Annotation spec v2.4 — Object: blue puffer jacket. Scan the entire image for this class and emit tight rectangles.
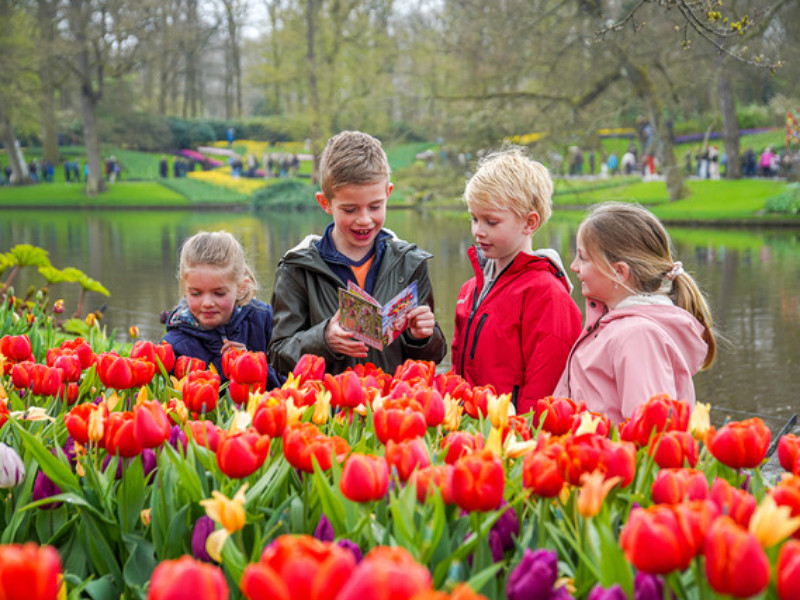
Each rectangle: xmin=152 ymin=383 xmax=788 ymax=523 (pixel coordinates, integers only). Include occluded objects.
xmin=162 ymin=299 xmax=283 ymax=388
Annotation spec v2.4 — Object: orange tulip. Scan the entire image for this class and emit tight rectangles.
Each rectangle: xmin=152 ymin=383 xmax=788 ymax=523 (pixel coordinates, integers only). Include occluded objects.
xmin=708 ymin=477 xmax=756 ymax=528
xmin=187 ymin=419 xmax=223 ymax=452
xmin=105 ymin=411 xmax=143 ymax=458
xmin=522 ymin=445 xmax=565 ymax=498
xmin=148 ymin=555 xmax=229 ymax=600
xmin=373 ymin=398 xmax=427 ymax=445
xmin=451 ymin=449 xmax=505 ymax=512
xmin=704 ymin=516 xmax=770 ymax=598
xmin=340 ymin=453 xmax=390 ymax=502
xmin=556 ymin=433 xmax=637 ymax=487
xmin=65 ymin=402 xmax=109 ymax=446
xmin=283 ymin=422 xmax=350 ymax=473
xmin=412 ymin=465 xmax=455 ymax=505
xmin=707 ymin=418 xmax=771 ymax=469
xmin=253 ymin=395 xmax=287 ymax=438
xmin=0 ymin=542 xmax=62 ymax=600
xmin=133 ymin=399 xmax=171 ymax=449
xmin=771 ymin=476 xmax=800 ymax=539
xmin=336 ymin=546 xmax=432 ymax=600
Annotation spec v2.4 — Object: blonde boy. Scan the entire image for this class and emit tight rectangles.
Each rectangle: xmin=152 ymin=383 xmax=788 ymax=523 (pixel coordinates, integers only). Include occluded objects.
xmin=451 ymin=147 xmax=582 ymax=413
xmin=269 ymin=131 xmax=446 ymax=376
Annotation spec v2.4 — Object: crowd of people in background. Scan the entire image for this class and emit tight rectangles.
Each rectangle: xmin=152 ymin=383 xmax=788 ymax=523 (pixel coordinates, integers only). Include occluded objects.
xmin=0 ymin=156 xmax=125 ymax=185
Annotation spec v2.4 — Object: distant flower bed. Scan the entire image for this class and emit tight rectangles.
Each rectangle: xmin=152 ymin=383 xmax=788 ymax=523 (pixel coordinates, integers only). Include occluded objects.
xmin=187 ymin=168 xmax=269 ymax=195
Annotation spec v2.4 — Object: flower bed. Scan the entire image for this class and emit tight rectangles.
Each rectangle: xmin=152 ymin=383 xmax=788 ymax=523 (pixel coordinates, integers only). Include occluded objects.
xmin=1 ymin=299 xmax=800 ymax=600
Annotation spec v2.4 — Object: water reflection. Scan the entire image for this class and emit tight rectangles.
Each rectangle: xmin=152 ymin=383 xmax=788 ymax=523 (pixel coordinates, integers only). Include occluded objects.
xmin=1 ymin=209 xmax=798 ymax=429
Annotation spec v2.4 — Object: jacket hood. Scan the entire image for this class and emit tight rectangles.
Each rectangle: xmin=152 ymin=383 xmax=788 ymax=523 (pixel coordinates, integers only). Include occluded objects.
xmin=468 ymin=245 xmax=575 ymax=294
xmin=597 ymin=301 xmax=708 ymax=369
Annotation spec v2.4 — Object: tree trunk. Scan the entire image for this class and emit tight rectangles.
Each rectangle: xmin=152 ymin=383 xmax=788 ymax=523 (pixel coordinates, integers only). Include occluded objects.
xmin=79 ymin=84 xmax=106 ymax=195
xmin=306 ymin=0 xmax=322 ymax=184
xmin=0 ymin=96 xmax=32 ymax=185
xmin=37 ymin=0 xmax=60 ymax=166
xmin=718 ymin=68 xmax=741 ymax=179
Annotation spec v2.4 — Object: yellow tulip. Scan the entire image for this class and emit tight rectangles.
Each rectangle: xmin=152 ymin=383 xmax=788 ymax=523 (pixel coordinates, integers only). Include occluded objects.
xmin=200 ymin=484 xmax=248 ymax=534
xmin=689 ymin=402 xmax=711 ymax=440
xmin=487 ymin=392 xmax=512 ymax=430
xmin=749 ymin=495 xmax=800 ymax=548
xmin=312 ymin=390 xmax=331 ymax=425
xmin=442 ymin=393 xmax=462 ymax=432
xmin=88 ymin=408 xmax=105 ymax=443
xmin=573 ymin=412 xmax=603 ymax=436
xmin=286 ymin=397 xmax=307 ymax=426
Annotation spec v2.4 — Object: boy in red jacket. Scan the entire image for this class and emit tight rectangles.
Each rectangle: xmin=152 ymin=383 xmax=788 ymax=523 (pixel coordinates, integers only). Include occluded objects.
xmin=451 ymin=148 xmax=582 ymax=414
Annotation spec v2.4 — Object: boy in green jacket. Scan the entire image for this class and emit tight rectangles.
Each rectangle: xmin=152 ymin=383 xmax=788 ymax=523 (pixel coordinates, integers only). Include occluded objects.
xmin=268 ymin=130 xmax=447 ymax=376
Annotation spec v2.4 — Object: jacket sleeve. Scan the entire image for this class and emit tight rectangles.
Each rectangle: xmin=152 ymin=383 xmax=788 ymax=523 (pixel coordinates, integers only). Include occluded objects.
xmin=612 ymin=323 xmax=681 ymax=420
xmin=516 ymin=287 xmax=583 ymax=414
xmin=267 ymin=263 xmax=342 ymax=376
xmin=398 ymin=260 xmax=447 ymax=364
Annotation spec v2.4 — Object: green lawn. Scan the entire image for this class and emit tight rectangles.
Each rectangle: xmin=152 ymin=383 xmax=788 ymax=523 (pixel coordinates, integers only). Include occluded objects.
xmin=0 ymin=181 xmax=189 ymax=207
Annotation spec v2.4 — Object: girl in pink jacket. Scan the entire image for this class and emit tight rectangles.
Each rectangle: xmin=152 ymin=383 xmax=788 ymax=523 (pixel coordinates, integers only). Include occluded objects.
xmin=554 ymin=203 xmax=716 ymax=424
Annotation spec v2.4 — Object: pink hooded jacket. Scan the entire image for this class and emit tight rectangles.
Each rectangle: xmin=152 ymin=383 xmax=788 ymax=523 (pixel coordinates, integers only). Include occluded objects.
xmin=553 ymin=296 xmax=708 ymax=424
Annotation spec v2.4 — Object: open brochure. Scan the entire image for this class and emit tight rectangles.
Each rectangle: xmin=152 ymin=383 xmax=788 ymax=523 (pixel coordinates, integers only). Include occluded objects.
xmin=338 ymin=280 xmax=418 ymax=350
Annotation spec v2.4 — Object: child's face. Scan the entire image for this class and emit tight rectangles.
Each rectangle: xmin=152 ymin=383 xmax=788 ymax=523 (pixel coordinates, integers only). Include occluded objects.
xmin=469 ymin=204 xmax=539 ymax=272
xmin=316 ymin=181 xmax=392 ymax=261
xmin=571 ymin=228 xmax=625 ymax=307
xmin=183 ymin=266 xmax=243 ymax=330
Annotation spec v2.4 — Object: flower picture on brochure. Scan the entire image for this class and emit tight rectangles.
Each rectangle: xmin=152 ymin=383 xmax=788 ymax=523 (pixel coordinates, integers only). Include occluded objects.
xmin=338 ymin=281 xmax=418 ymax=350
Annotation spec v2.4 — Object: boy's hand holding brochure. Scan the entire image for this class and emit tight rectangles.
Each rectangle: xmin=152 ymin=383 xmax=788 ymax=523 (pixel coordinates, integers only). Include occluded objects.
xmin=337 ymin=281 xmax=418 ymax=351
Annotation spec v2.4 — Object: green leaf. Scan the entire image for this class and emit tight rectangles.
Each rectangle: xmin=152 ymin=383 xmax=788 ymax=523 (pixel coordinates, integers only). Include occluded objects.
xmin=466 ymin=563 xmax=504 ymax=595
xmin=83 ymin=575 xmax=120 ymax=600
xmin=6 ymin=244 xmax=51 ymax=268
xmin=312 ymin=462 xmax=346 ymax=535
xmin=8 ymin=419 xmax=80 ymax=494
xmin=38 ymin=265 xmax=75 ymax=284
xmin=81 ymin=513 xmax=124 ymax=586
xmin=75 ymin=272 xmax=110 ymax=296
xmin=122 ymin=534 xmax=158 ymax=587
xmin=118 ymin=456 xmax=147 ymax=533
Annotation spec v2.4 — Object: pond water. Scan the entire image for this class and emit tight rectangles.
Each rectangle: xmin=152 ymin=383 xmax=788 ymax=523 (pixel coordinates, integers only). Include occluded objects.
xmin=2 ymin=208 xmax=799 ymax=434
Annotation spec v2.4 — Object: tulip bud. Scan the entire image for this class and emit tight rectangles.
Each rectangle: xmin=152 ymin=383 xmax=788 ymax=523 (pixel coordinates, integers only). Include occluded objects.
xmin=53 ymin=299 xmax=65 ymax=314
xmin=129 ymin=326 xmax=140 ymax=339
xmin=85 ymin=313 xmax=97 ymax=327
xmin=0 ymin=442 xmax=25 ymax=488
xmin=140 ymin=508 xmax=152 ymax=526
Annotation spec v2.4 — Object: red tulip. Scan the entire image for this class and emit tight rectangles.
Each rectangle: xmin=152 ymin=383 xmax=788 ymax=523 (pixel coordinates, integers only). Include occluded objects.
xmin=174 ymin=355 xmax=206 ymax=379
xmin=651 ymin=468 xmax=708 ymax=505
xmin=228 ymin=379 xmax=265 ymax=406
xmin=290 ymin=353 xmax=327 ymax=385
xmin=463 ymin=385 xmax=496 ymax=419
xmin=412 ymin=465 xmax=455 ymax=505
xmin=771 ymin=476 xmax=800 ymax=538
xmin=57 ymin=338 xmax=95 ymax=369
xmin=283 ymin=423 xmax=350 ymax=473
xmin=133 ymin=400 xmax=171 ymax=448
xmin=105 ymin=411 xmax=143 ymax=458
xmin=0 ymin=542 xmax=62 ymax=600
xmin=441 ymin=431 xmax=484 ymax=465
xmin=253 ymin=395 xmax=287 ymax=438
xmin=707 ymin=418 xmax=771 ymax=469
xmin=620 ymin=394 xmax=691 ymax=447
xmin=0 ymin=334 xmax=33 ymax=375
xmin=557 ymin=433 xmax=637 ymax=487
xmin=777 ymin=539 xmax=800 ymax=600
xmin=433 ymin=372 xmax=473 ymax=406
xmin=704 ymin=516 xmax=770 ymax=598
xmin=336 ymin=546 xmax=432 ymax=600
xmin=228 ymin=350 xmax=268 ymax=385
xmin=451 ymin=448 xmax=505 ymax=512
xmin=187 ymin=420 xmax=222 ymax=452
xmin=385 ymin=438 xmax=430 ymax=482
xmin=393 ymin=359 xmax=436 ymax=387
xmin=148 ymin=555 xmax=229 ymax=600
xmin=240 ymin=535 xmax=356 ymax=600
xmin=523 ymin=445 xmax=565 ymax=498
xmin=47 ymin=351 xmax=83 ymax=383
xmin=620 ymin=501 xmax=716 ymax=574
xmin=503 ymin=415 xmax=533 ymax=442
xmin=130 ymin=340 xmax=176 ymax=374
xmin=708 ymin=477 xmax=756 ymax=528
xmin=648 ymin=430 xmax=699 ymax=469
xmin=65 ymin=402 xmax=108 ymax=446
xmin=57 ymin=381 xmax=80 ymax=405
xmin=779 ymin=434 xmax=800 ymax=475
xmin=533 ymin=396 xmax=586 ymax=435
xmin=340 ymin=453 xmax=390 ymax=502
xmin=216 ymin=428 xmax=270 ymax=478
xmin=11 ymin=362 xmax=62 ymax=396
xmin=0 ymin=401 xmax=9 ymax=431
xmin=373 ymin=398 xmax=427 ymax=445
xmin=183 ymin=370 xmax=221 ymax=414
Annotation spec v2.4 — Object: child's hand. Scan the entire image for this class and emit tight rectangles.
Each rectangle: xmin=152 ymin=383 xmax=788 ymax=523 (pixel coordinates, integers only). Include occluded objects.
xmin=221 ymin=339 xmax=247 ymax=355
xmin=407 ymin=306 xmax=435 ymax=340
xmin=325 ymin=310 xmax=369 ymax=358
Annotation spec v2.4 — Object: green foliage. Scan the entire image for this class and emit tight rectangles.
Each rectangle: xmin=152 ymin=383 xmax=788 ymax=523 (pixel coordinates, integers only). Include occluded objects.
xmin=167 ymin=118 xmax=217 ymax=150
xmin=250 ymin=179 xmax=318 ymax=211
xmin=765 ymin=183 xmax=800 ymax=215
xmin=160 ymin=178 xmax=249 ymax=204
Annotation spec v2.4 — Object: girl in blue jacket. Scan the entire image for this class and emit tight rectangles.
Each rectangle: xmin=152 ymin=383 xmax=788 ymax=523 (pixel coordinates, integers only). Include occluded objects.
xmin=163 ymin=230 xmax=282 ymax=388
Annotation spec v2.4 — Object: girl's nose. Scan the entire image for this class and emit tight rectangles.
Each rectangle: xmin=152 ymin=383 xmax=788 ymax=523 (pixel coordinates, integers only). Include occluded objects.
xmin=570 ymin=257 xmax=579 ymax=272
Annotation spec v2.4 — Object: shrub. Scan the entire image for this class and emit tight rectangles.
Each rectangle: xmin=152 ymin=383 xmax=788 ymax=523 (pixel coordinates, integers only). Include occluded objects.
xmin=764 ymin=183 xmax=800 ymax=214
xmin=250 ymin=179 xmax=318 ymax=211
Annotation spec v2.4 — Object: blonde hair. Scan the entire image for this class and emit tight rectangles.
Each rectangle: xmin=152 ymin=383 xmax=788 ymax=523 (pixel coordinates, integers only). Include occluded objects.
xmin=178 ymin=231 xmax=257 ymax=305
xmin=319 ymin=131 xmax=391 ymax=200
xmin=464 ymin=147 xmax=553 ymax=224
xmin=579 ymin=202 xmax=716 ymax=368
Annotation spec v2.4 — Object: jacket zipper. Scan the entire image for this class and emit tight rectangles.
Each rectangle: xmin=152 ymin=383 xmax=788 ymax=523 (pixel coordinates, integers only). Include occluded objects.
xmin=459 ymin=287 xmax=479 ymax=376
xmin=469 ymin=314 xmax=487 ymax=360
xmin=562 ymin=310 xmax=605 ymax=395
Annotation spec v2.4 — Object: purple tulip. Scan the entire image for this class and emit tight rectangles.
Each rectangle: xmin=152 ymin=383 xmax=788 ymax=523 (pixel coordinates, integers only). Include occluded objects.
xmin=32 ymin=470 xmax=62 ymax=509
xmin=62 ymin=436 xmax=77 ymax=465
xmin=587 ymin=584 xmax=627 ymax=600
xmin=507 ymin=548 xmax=559 ymax=600
xmin=492 ymin=501 xmax=520 ymax=552
xmin=141 ymin=448 xmax=158 ymax=480
xmin=160 ymin=310 xmax=170 ymax=324
xmin=191 ymin=515 xmax=216 ymax=562
xmin=314 ymin=513 xmax=335 ymax=542
xmin=337 ymin=538 xmax=363 ymax=563
xmin=551 ymin=587 xmax=576 ymax=600
xmin=489 ymin=529 xmax=505 ymax=563
xmin=169 ymin=425 xmax=188 ymax=452
xmin=634 ymin=573 xmax=664 ymax=600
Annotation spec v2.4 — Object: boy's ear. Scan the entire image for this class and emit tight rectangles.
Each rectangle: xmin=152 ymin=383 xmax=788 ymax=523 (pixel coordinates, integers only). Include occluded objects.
xmin=316 ymin=192 xmax=333 ymax=214
xmin=523 ymin=211 xmax=541 ymax=235
xmin=386 ymin=183 xmax=394 ymax=199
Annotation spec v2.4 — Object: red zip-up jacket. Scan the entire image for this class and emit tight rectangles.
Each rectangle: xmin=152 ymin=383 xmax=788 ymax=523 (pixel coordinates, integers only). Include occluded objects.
xmin=451 ymin=246 xmax=583 ymax=414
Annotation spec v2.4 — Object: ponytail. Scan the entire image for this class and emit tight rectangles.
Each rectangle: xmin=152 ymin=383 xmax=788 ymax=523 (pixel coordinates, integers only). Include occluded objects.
xmin=671 ymin=273 xmax=716 ymax=369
